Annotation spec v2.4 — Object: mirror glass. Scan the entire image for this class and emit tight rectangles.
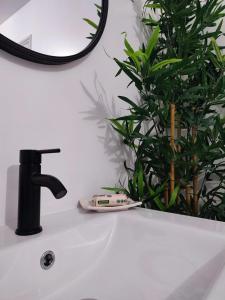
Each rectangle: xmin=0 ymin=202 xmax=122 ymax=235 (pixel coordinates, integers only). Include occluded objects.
xmin=0 ymin=0 xmax=102 ymax=57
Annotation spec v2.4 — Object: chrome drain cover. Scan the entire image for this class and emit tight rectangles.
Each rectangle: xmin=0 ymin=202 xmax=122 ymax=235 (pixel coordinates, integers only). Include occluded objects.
xmin=40 ymin=250 xmax=55 ymax=270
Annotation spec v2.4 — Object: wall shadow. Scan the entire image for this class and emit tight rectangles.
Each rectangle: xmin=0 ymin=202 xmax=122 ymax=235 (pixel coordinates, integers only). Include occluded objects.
xmin=131 ymin=0 xmax=148 ymax=46
xmin=80 ymin=73 xmax=134 ymax=182
xmin=5 ymin=165 xmax=19 ymax=231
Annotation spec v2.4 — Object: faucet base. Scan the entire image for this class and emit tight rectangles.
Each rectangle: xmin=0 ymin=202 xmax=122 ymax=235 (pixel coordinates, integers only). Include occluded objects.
xmin=15 ymin=226 xmax=42 ymax=236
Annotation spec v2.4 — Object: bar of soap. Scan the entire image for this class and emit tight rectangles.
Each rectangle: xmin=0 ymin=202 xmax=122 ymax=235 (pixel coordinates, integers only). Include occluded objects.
xmin=92 ymin=194 xmax=128 ymax=207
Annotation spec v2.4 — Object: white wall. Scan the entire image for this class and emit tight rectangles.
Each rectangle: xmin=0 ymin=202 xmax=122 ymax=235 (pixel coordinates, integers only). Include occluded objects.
xmin=0 ymin=0 xmax=140 ymax=227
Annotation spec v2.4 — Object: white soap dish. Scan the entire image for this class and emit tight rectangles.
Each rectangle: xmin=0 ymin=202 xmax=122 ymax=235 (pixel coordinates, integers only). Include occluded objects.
xmin=79 ymin=198 xmax=142 ymax=212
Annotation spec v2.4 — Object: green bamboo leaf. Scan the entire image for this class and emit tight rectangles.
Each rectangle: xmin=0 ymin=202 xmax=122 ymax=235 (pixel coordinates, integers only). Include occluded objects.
xmin=150 ymin=58 xmax=182 ymax=73
xmin=133 ymin=173 xmax=137 ymax=193
xmin=118 ymin=96 xmax=139 ymax=109
xmin=124 ymin=38 xmax=135 ymax=54
xmin=115 ymin=68 xmax=123 ymax=77
xmin=83 ymin=18 xmax=98 ymax=30
xmin=147 ymin=186 xmax=155 ymax=197
xmin=142 ymin=17 xmax=158 ymax=26
xmin=124 ymin=50 xmax=141 ymax=72
xmin=146 ymin=26 xmax=160 ymax=59
xmin=128 ymin=119 xmax=134 ymax=133
xmin=211 ymin=37 xmax=223 ymax=62
xmin=146 ymin=185 xmax=166 ymax=211
xmin=116 ymin=115 xmax=144 ymax=121
xmin=114 ymin=58 xmax=142 ymax=90
xmin=153 ymin=196 xmax=166 ymax=211
xmin=111 ymin=126 xmax=127 ymax=138
xmin=137 ymin=163 xmax=144 ymax=197
xmin=145 ymin=4 xmax=161 ymax=9
xmin=110 ymin=119 xmax=125 ymax=131
xmin=95 ymin=4 xmax=102 ymax=10
xmin=102 ymin=187 xmax=127 ymax=193
xmin=168 ymin=186 xmax=180 ymax=208
xmin=135 ymin=50 xmax=147 ymax=62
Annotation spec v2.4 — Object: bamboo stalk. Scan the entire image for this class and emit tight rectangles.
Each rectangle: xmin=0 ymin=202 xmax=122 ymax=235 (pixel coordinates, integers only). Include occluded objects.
xmin=170 ymin=162 xmax=175 ymax=194
xmin=185 ymin=184 xmax=192 ymax=208
xmin=170 ymin=104 xmax=176 ymax=149
xmin=170 ymin=104 xmax=176 ymax=195
xmin=192 ymin=126 xmax=199 ymax=215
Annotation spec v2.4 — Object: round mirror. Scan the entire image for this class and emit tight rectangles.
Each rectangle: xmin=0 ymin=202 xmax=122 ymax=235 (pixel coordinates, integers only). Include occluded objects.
xmin=0 ymin=0 xmax=108 ymax=65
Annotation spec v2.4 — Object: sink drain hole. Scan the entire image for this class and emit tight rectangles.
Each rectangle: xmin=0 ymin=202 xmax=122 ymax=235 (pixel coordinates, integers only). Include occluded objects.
xmin=40 ymin=250 xmax=55 ymax=270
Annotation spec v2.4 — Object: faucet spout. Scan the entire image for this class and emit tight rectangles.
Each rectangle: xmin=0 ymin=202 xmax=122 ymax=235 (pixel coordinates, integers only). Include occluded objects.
xmin=32 ymin=174 xmax=67 ymax=199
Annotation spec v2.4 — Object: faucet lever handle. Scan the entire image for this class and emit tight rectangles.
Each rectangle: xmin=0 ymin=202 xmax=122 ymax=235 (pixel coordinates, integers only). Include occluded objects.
xmin=38 ymin=149 xmax=61 ymax=154
xmin=20 ymin=149 xmax=61 ymax=164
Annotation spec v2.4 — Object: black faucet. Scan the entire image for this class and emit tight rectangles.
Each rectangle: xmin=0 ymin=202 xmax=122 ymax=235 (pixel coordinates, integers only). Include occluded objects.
xmin=15 ymin=149 xmax=67 ymax=236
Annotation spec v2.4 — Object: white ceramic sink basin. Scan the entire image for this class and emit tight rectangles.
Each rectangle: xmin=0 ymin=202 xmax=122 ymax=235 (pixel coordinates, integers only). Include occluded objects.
xmin=1 ymin=208 xmax=225 ymax=300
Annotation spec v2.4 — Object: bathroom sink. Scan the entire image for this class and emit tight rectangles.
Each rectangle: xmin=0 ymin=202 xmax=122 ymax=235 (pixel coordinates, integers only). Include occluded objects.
xmin=1 ymin=208 xmax=225 ymax=300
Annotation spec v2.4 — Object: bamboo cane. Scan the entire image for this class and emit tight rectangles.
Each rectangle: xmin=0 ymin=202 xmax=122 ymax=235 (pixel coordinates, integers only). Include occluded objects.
xmin=185 ymin=184 xmax=192 ymax=208
xmin=170 ymin=162 xmax=175 ymax=194
xmin=170 ymin=104 xmax=176 ymax=195
xmin=192 ymin=126 xmax=199 ymax=215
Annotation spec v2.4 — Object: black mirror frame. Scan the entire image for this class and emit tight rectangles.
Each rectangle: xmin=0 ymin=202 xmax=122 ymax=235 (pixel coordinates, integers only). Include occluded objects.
xmin=0 ymin=0 xmax=108 ymax=65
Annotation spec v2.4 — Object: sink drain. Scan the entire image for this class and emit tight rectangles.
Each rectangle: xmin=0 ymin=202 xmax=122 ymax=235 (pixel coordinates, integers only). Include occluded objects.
xmin=40 ymin=250 xmax=55 ymax=270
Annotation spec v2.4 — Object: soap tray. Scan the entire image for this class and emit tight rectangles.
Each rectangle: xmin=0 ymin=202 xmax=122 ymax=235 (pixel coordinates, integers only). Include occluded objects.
xmin=79 ymin=198 xmax=142 ymax=212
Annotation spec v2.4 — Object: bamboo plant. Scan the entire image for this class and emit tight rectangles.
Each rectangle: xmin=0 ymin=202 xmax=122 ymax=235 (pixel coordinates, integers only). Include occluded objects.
xmin=104 ymin=0 xmax=225 ymax=221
